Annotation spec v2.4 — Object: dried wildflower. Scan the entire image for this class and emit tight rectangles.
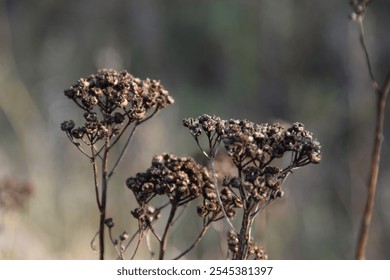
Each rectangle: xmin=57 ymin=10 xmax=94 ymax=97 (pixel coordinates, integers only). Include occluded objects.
xmin=119 ymin=231 xmax=129 ymax=241
xmin=0 ymin=177 xmax=33 ymax=211
xmin=104 ymin=218 xmax=115 ymax=228
xmin=227 ymin=229 xmax=239 ymax=254
xmin=126 ymin=154 xmax=212 ymax=205
xmin=130 ymin=205 xmax=160 ymax=229
xmin=184 ymin=115 xmax=321 ymax=259
xmin=61 ymin=69 xmax=174 ymax=260
xmin=61 ymin=69 xmax=174 ymax=150
xmin=247 ymin=241 xmax=268 ymax=260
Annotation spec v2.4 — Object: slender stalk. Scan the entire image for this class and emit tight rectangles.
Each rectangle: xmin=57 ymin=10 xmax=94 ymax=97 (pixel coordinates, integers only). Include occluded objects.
xmin=159 ymin=203 xmax=177 ymax=260
xmin=356 ymin=73 xmax=390 ymax=259
xmin=236 ymin=206 xmax=252 ymax=260
xmin=91 ymin=146 xmax=101 ymax=210
xmin=352 ymin=4 xmax=390 ymax=258
xmin=98 ymin=134 xmax=110 ymax=260
xmin=210 ymin=158 xmax=235 ymax=231
xmin=173 ymin=221 xmax=211 ymax=260
xmin=108 ymin=122 xmax=138 ymax=179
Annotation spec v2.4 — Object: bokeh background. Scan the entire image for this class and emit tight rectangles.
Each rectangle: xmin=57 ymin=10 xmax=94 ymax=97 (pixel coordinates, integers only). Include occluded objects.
xmin=1 ymin=0 xmax=390 ymax=259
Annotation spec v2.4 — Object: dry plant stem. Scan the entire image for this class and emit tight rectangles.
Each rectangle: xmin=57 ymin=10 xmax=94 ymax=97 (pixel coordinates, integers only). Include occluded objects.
xmin=159 ymin=203 xmax=178 ymax=260
xmin=354 ymin=10 xmax=390 ymax=259
xmin=98 ymin=133 xmax=110 ymax=260
xmin=210 ymin=158 xmax=235 ymax=231
xmin=236 ymin=206 xmax=252 ymax=259
xmin=91 ymin=147 xmax=101 ymax=210
xmin=173 ymin=221 xmax=212 ymax=260
xmin=358 ymin=21 xmax=379 ymax=92
xmin=108 ymin=122 xmax=139 ymax=178
xmin=356 ymin=72 xmax=390 ymax=259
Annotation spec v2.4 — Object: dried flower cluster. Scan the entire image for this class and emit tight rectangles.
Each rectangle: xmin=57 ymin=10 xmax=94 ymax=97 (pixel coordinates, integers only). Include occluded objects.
xmin=227 ymin=230 xmax=267 ymax=260
xmin=61 ymin=69 xmax=174 ymax=149
xmin=127 ymin=154 xmax=212 ymax=205
xmin=183 ymin=115 xmax=321 ymax=204
xmin=0 ymin=177 xmax=33 ymax=211
xmin=126 ymin=154 xmax=219 ymax=227
xmin=183 ymin=114 xmax=321 ymax=259
xmin=60 ymin=69 xmax=174 ymax=260
xmin=197 ymin=184 xmax=243 ymax=220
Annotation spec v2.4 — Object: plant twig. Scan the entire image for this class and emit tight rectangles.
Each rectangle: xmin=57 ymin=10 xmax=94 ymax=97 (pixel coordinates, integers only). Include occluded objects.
xmin=173 ymin=221 xmax=212 ymax=260
xmin=356 ymin=72 xmax=390 ymax=259
xmin=357 ymin=20 xmax=378 ymax=92
xmin=351 ymin=1 xmax=390 ymax=259
xmin=108 ymin=121 xmax=139 ymax=178
xmin=98 ymin=133 xmax=110 ymax=260
xmin=159 ymin=204 xmax=178 ymax=260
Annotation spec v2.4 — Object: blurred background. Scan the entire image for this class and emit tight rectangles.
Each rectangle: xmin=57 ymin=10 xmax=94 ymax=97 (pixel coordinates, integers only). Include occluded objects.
xmin=1 ymin=0 xmax=390 ymax=259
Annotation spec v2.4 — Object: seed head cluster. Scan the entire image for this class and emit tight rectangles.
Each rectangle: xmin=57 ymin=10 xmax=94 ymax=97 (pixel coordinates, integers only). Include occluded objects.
xmin=61 ymin=69 xmax=174 ymax=145
xmin=183 ymin=114 xmax=321 ymax=204
xmin=126 ymin=154 xmax=212 ymax=205
xmin=227 ymin=230 xmax=267 ymax=260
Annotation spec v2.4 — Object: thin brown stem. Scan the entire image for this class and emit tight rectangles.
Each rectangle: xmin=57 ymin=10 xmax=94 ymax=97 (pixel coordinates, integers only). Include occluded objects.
xmin=108 ymin=122 xmax=139 ymax=178
xmin=352 ymin=2 xmax=389 ymax=258
xmin=159 ymin=203 xmax=177 ymax=260
xmin=358 ymin=21 xmax=378 ymax=92
xmin=173 ymin=221 xmax=212 ymax=260
xmin=91 ymin=145 xmax=101 ymax=210
xmin=356 ymin=72 xmax=390 ymax=259
xmin=236 ymin=205 xmax=252 ymax=260
xmin=131 ymin=231 xmax=143 ymax=260
xmin=210 ymin=156 xmax=235 ymax=231
xmin=98 ymin=134 xmax=110 ymax=260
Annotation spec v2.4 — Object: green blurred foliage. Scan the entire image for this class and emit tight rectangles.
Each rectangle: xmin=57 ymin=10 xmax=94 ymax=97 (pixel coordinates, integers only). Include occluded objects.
xmin=0 ymin=0 xmax=390 ymax=259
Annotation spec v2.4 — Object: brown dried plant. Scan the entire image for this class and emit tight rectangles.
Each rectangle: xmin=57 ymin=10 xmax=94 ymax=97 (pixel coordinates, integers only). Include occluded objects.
xmin=183 ymin=115 xmax=321 ymax=259
xmin=61 ymin=69 xmax=174 ymax=259
xmin=126 ymin=153 xmax=216 ymax=259
xmin=350 ymin=1 xmax=390 ymax=259
xmin=123 ymin=114 xmax=321 ymax=260
xmin=61 ymin=70 xmax=321 ymax=260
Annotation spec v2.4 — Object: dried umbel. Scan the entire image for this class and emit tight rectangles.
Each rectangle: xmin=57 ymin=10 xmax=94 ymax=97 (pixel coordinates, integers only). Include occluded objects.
xmin=60 ymin=69 xmax=174 ymax=260
xmin=61 ymin=69 xmax=174 ymax=150
xmin=183 ymin=115 xmax=321 ymax=205
xmin=197 ymin=183 xmax=243 ymax=220
xmin=126 ymin=153 xmax=213 ymax=206
xmin=0 ymin=177 xmax=33 ymax=211
xmin=183 ymin=114 xmax=321 ymax=259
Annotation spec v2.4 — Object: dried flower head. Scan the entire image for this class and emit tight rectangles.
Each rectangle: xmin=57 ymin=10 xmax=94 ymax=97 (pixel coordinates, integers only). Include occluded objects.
xmin=61 ymin=69 xmax=174 ymax=150
xmin=126 ymin=154 xmax=213 ymax=205
xmin=197 ymin=181 xmax=243 ymax=220
xmin=184 ymin=116 xmax=321 ymax=204
xmin=227 ymin=229 xmax=239 ymax=254
xmin=227 ymin=229 xmax=267 ymax=260
xmin=247 ymin=240 xmax=268 ymax=260
xmin=183 ymin=114 xmax=226 ymax=157
xmin=221 ymin=120 xmax=321 ymax=168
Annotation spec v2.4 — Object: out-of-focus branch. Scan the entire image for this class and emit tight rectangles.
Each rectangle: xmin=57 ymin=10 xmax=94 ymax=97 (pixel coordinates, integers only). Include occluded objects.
xmin=351 ymin=0 xmax=390 ymax=259
xmin=356 ymin=72 xmax=390 ymax=259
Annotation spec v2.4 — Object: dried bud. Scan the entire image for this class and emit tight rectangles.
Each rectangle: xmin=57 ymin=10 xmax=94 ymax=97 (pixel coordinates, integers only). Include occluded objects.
xmin=61 ymin=120 xmax=75 ymax=131
xmin=119 ymin=231 xmax=129 ymax=241
xmin=104 ymin=218 xmax=115 ymax=228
